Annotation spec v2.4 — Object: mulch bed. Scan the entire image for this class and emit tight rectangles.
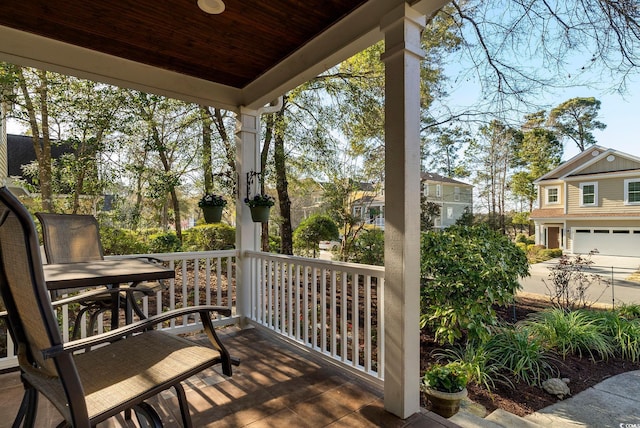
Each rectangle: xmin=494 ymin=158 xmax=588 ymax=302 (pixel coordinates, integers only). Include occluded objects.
xmin=419 ymin=296 xmax=640 ymax=417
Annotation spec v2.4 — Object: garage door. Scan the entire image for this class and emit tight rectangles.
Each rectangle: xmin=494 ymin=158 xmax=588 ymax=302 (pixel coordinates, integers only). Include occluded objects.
xmin=572 ymin=228 xmax=640 ymax=256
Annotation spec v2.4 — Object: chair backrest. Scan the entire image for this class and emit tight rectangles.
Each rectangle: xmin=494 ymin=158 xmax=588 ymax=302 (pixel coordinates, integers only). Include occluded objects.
xmin=0 ymin=187 xmax=64 ymax=378
xmin=36 ymin=212 xmax=104 ymax=264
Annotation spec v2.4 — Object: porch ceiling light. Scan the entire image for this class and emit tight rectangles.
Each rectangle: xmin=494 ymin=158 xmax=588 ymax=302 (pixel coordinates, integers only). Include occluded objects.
xmin=198 ymin=0 xmax=225 ymax=14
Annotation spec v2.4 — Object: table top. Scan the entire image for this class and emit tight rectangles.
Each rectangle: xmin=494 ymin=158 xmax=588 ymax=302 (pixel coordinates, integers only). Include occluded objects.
xmin=43 ymin=258 xmax=175 ymax=290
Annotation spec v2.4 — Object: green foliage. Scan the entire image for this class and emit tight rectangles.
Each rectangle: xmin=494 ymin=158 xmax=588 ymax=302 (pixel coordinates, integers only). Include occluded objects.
xmin=293 ymin=214 xmax=339 ymax=256
xmin=244 ymin=194 xmax=275 ymax=207
xmin=586 ymin=310 xmax=640 ymax=362
xmin=100 ymin=225 xmax=149 ymax=255
xmin=433 ymin=343 xmax=509 ymax=392
xmin=549 ymin=97 xmax=606 ymax=151
xmin=420 ymin=199 xmax=441 ymax=231
xmin=486 ymin=326 xmax=558 ymax=386
xmin=516 ymin=234 xmax=535 ymax=245
xmin=198 ymin=193 xmax=227 ymax=207
xmin=521 ymin=243 xmax=562 ymax=263
xmin=523 ymin=309 xmax=614 ymax=361
xmin=454 ymin=206 xmax=474 ymax=226
xmin=148 ymin=232 xmax=182 ymax=253
xmin=348 ymin=228 xmax=384 ymax=266
xmin=420 ymin=225 xmax=529 ymax=344
xmin=182 ymin=224 xmax=236 ymax=251
xmin=618 ymin=304 xmax=640 ymax=320
xmin=421 ymin=362 xmax=468 ymax=393
xmin=539 ymin=248 xmax=563 ymax=259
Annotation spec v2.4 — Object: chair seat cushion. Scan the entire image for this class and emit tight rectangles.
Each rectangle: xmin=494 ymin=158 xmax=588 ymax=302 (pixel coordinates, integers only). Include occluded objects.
xmin=24 ymin=330 xmax=222 ymax=423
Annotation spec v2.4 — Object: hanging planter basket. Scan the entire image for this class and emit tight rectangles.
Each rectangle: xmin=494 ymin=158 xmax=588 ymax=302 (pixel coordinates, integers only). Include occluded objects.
xmin=249 ymin=205 xmax=271 ymax=223
xmin=202 ymin=205 xmax=223 ymax=223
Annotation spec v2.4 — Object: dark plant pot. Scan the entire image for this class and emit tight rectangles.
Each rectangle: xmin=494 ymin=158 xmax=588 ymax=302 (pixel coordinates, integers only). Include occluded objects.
xmin=423 ymin=387 xmax=467 ymax=418
xmin=202 ymin=205 xmax=223 ymax=223
xmin=249 ymin=205 xmax=270 ymax=223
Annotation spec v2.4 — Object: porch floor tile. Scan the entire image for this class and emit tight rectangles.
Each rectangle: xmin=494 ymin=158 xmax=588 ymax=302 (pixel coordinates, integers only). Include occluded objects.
xmin=0 ymin=327 xmax=457 ymax=427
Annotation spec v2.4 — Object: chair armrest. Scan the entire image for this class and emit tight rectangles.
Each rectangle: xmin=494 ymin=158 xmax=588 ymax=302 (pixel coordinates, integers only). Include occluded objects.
xmin=50 ymin=287 xmax=154 ymax=307
xmin=42 ymin=305 xmax=232 ymax=358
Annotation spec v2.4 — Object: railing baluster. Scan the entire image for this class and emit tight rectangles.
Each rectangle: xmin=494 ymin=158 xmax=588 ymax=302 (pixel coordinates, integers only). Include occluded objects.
xmin=364 ymin=274 xmax=372 ymax=373
xmin=303 ymin=266 xmax=309 ymax=345
xmin=353 ymin=273 xmax=359 ymax=368
xmin=341 ymin=271 xmax=348 ymax=362
xmin=320 ymin=267 xmax=327 ymax=352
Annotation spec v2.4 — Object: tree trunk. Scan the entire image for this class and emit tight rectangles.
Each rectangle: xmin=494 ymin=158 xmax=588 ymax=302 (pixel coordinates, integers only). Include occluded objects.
xmin=17 ymin=68 xmax=53 ymax=212
xmin=200 ymin=106 xmax=213 ymax=193
xmin=260 ymin=114 xmax=274 ymax=252
xmin=274 ymin=104 xmax=293 ymax=255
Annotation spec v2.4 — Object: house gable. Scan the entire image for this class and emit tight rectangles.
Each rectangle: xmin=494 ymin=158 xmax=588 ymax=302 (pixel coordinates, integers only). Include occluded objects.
xmin=535 ymin=146 xmax=606 ymax=182
xmin=565 ymin=151 xmax=640 ymax=177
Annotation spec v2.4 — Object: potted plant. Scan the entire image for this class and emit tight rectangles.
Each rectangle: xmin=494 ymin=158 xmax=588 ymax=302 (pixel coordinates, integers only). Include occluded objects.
xmin=421 ymin=362 xmax=468 ymax=418
xmin=244 ymin=194 xmax=275 ymax=223
xmin=198 ymin=193 xmax=227 ymax=223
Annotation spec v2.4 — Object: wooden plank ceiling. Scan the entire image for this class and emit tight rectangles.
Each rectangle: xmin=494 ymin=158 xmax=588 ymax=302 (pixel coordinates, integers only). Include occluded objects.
xmin=0 ymin=0 xmax=367 ymax=89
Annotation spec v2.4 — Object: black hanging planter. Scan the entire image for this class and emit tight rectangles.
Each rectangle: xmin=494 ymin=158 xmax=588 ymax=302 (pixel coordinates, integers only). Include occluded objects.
xmin=202 ymin=205 xmax=223 ymax=223
xmin=249 ymin=205 xmax=271 ymax=223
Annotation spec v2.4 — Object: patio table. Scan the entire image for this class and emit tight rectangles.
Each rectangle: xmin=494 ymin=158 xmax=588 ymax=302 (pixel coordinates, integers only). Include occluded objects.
xmin=44 ymin=258 xmax=175 ymax=330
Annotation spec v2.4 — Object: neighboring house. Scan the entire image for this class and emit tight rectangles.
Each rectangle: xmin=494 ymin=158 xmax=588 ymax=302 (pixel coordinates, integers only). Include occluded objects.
xmin=421 ymin=172 xmax=473 ymax=229
xmin=350 ymin=173 xmax=473 ymax=230
xmin=352 ymin=193 xmax=386 ymax=229
xmin=531 ymin=145 xmax=640 ymax=256
xmin=2 ymin=134 xmax=73 ymax=196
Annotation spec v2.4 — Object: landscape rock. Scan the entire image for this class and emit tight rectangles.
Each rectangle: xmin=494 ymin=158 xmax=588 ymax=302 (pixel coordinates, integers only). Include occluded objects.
xmin=542 ymin=378 xmax=571 ymax=399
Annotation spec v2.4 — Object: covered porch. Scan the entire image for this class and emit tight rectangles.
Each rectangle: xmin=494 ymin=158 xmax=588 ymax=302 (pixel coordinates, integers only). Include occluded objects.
xmin=0 ymin=0 xmax=450 ymax=422
xmin=0 ymin=326 xmax=454 ymax=427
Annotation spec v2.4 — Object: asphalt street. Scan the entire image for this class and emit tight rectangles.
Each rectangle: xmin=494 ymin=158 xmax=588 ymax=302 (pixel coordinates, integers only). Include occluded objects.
xmin=519 ymin=254 xmax=640 ymax=306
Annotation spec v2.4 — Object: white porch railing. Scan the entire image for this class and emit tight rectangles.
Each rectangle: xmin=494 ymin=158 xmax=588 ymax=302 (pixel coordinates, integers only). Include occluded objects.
xmin=244 ymin=250 xmax=385 ymax=385
xmin=0 ymin=250 xmax=238 ymax=371
xmin=1 ymin=250 xmax=385 ymax=385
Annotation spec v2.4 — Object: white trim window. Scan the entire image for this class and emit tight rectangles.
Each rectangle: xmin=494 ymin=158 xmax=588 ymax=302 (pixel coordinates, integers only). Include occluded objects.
xmin=579 ymin=182 xmax=598 ymax=206
xmin=624 ymin=179 xmax=640 ymax=205
xmin=423 ymin=183 xmax=429 ymax=197
xmin=546 ymin=186 xmax=560 ymax=204
xmin=436 ymin=184 xmax=441 ymax=197
xmin=454 ymin=186 xmax=460 ymax=202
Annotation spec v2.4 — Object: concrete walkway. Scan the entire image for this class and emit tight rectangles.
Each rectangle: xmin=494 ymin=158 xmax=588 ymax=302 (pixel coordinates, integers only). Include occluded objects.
xmin=525 ymin=370 xmax=640 ymax=427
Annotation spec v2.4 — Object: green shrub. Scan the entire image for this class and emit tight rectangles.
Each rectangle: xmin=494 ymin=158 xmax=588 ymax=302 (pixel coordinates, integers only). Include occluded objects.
xmin=349 ymin=228 xmax=384 ymax=266
xmin=486 ymin=326 xmax=558 ymax=386
xmin=100 ymin=226 xmax=149 ymax=255
xmin=539 ymin=248 xmax=563 ymax=259
xmin=182 ymin=223 xmax=235 ymax=251
xmin=421 ymin=362 xmax=468 ymax=393
xmin=293 ymin=214 xmax=339 ymax=256
xmin=523 ymin=308 xmax=614 ymax=361
xmin=420 ymin=224 xmax=529 ymax=344
xmin=148 ymin=232 xmax=182 ymax=253
xmin=516 ymin=234 xmax=535 ymax=245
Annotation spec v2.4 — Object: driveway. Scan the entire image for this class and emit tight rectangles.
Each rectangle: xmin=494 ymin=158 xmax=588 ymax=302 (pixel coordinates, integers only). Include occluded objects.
xmin=519 ymin=254 xmax=640 ymax=306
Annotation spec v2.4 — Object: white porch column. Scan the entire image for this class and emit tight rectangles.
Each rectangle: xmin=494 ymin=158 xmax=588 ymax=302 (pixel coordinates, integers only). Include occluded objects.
xmin=235 ymin=107 xmax=261 ymax=326
xmin=380 ymin=4 xmax=426 ymax=419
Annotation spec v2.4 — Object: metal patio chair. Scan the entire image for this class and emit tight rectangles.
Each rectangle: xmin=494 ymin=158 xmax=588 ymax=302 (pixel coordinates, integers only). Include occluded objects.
xmin=36 ymin=212 xmax=159 ymax=338
xmin=0 ymin=187 xmax=238 ymax=427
